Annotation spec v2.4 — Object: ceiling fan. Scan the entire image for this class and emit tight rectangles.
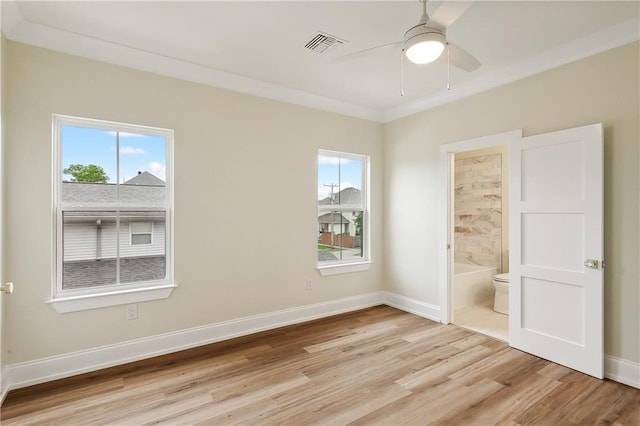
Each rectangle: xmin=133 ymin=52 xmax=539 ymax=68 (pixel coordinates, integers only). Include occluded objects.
xmin=336 ymin=0 xmax=481 ymax=73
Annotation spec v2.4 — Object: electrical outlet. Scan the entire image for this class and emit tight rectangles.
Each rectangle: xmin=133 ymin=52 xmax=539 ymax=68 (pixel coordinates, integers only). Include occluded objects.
xmin=306 ymin=279 xmax=313 ymax=291
xmin=126 ymin=304 xmax=138 ymax=320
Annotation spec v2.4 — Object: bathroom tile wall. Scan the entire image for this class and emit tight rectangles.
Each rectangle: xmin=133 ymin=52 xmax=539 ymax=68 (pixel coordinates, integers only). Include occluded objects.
xmin=454 ymin=153 xmax=502 ymax=270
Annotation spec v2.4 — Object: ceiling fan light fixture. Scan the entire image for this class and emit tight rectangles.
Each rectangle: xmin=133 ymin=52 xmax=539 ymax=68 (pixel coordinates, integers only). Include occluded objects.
xmin=404 ymin=31 xmax=446 ymax=65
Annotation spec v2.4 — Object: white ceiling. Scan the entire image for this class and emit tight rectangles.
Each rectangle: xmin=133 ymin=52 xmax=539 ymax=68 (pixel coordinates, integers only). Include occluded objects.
xmin=2 ymin=1 xmax=639 ymax=122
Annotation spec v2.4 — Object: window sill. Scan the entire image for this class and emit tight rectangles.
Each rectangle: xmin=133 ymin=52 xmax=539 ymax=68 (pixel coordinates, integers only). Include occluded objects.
xmin=47 ymin=283 xmax=177 ymax=313
xmin=317 ymin=261 xmax=372 ymax=276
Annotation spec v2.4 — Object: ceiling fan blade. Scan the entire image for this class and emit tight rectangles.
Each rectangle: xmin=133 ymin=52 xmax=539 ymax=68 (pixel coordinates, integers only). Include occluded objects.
xmin=429 ymin=1 xmax=473 ymax=28
xmin=333 ymin=41 xmax=403 ymax=63
xmin=448 ymin=43 xmax=481 ymax=72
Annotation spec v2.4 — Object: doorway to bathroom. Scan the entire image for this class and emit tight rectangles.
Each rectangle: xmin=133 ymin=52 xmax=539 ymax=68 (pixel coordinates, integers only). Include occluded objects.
xmin=438 ymin=129 xmax=520 ymax=343
xmin=450 ymin=145 xmax=509 ymax=341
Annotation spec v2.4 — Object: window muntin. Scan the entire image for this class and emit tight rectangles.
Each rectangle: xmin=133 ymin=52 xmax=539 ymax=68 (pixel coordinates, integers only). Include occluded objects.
xmin=317 ymin=150 xmax=369 ymax=266
xmin=54 ymin=115 xmax=173 ymax=298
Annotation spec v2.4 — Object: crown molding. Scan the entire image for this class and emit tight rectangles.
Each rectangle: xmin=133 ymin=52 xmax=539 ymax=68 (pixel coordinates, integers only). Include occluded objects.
xmin=0 ymin=0 xmax=22 ymax=37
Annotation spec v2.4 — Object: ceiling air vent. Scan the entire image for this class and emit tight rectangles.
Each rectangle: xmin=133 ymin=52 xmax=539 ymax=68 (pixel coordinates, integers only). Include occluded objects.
xmin=304 ymin=31 xmax=346 ymax=54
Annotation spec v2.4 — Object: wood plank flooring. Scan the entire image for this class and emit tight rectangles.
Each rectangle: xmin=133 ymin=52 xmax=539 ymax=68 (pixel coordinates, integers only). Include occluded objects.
xmin=2 ymin=306 xmax=639 ymax=425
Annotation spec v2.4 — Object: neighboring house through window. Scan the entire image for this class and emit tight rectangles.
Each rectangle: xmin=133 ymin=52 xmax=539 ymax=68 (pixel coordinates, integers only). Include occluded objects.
xmin=51 ymin=115 xmax=175 ymax=312
xmin=317 ymin=150 xmax=370 ymax=274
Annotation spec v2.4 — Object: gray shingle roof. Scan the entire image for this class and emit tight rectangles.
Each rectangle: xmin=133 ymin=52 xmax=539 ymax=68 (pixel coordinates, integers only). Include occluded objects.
xmin=124 ymin=171 xmax=166 ymax=186
xmin=318 ymin=187 xmax=362 ymax=206
xmin=318 ymin=212 xmax=351 ymax=224
xmin=62 ymin=172 xmax=165 ymax=205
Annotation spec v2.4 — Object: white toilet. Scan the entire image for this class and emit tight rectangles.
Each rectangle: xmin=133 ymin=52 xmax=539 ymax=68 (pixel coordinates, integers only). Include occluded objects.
xmin=493 ymin=273 xmax=509 ymax=314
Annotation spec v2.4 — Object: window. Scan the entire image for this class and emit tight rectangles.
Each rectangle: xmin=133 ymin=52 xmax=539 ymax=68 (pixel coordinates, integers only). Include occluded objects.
xmin=51 ymin=115 xmax=175 ymax=312
xmin=317 ymin=150 xmax=370 ymax=274
xmin=131 ymin=222 xmax=153 ymax=245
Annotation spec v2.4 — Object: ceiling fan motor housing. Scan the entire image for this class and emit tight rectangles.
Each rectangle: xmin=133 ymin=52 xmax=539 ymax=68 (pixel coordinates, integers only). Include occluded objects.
xmin=404 ymin=24 xmax=447 ymax=64
xmin=404 ymin=24 xmax=446 ymax=46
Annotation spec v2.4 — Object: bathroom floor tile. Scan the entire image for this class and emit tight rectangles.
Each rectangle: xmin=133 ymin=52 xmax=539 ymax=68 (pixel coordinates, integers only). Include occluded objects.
xmin=454 ymin=304 xmax=509 ymax=342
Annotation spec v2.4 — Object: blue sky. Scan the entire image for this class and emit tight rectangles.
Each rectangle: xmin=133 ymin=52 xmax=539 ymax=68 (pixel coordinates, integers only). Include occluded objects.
xmin=62 ymin=125 xmax=166 ymax=183
xmin=317 ymin=154 xmax=363 ymax=200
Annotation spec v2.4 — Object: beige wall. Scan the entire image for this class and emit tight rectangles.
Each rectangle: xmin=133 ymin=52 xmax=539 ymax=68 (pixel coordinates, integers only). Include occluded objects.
xmin=3 ymin=42 xmax=383 ymax=363
xmin=384 ymin=42 xmax=640 ymax=362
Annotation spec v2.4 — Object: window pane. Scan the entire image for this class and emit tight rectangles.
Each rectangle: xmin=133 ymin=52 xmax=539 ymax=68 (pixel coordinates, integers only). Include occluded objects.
xmin=62 ymin=211 xmax=118 ymax=289
xmin=318 ymin=154 xmax=340 ymax=204
xmin=61 ymin=126 xmax=167 ymax=207
xmin=317 ymin=210 xmax=364 ymax=263
xmin=62 ymin=211 xmax=166 ymax=289
xmin=131 ymin=221 xmax=152 ymax=234
xmin=61 ymin=126 xmax=117 ymax=204
xmin=318 ymin=154 xmax=363 ymax=210
xmin=119 ymin=133 xmax=167 ymax=207
xmin=119 ymin=211 xmax=166 ymax=284
xmin=131 ymin=234 xmax=152 ymax=245
xmin=336 ymin=157 xmax=363 ymax=209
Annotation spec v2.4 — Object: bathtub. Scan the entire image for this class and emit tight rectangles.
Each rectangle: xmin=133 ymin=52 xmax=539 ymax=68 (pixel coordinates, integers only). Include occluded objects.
xmin=454 ymin=263 xmax=497 ymax=311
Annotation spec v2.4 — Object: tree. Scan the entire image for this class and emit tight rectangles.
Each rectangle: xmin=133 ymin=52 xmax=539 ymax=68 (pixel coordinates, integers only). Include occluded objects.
xmin=63 ymin=164 xmax=109 ymax=183
xmin=354 ymin=211 xmax=363 ymax=236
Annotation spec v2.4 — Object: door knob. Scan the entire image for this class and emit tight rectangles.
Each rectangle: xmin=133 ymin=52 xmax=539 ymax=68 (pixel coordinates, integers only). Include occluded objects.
xmin=584 ymin=259 xmax=599 ymax=269
xmin=0 ymin=282 xmax=14 ymax=294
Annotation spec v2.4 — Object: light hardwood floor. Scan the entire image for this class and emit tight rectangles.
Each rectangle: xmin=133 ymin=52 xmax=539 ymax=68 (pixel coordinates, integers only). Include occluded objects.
xmin=2 ymin=306 xmax=639 ymax=425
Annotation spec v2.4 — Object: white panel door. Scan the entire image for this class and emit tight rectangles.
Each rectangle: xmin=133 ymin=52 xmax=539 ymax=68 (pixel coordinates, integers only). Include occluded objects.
xmin=509 ymin=123 xmax=603 ymax=378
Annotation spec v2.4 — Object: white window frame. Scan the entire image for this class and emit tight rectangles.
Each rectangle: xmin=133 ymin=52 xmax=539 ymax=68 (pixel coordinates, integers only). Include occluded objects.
xmin=50 ymin=114 xmax=176 ymax=313
xmin=317 ymin=149 xmax=371 ymax=276
xmin=130 ymin=221 xmax=153 ymax=245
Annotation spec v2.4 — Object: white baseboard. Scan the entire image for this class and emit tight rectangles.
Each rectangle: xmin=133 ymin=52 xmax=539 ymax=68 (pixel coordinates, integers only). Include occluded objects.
xmin=0 ymin=366 xmax=8 ymax=405
xmin=382 ymin=291 xmax=441 ymax=322
xmin=3 ymin=291 xmax=638 ymax=393
xmin=5 ymin=292 xmax=385 ymax=391
xmin=604 ymin=355 xmax=640 ymax=389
